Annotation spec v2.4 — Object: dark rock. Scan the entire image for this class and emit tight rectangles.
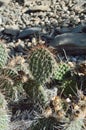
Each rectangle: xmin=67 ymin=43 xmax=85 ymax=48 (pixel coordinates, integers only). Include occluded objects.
xmin=4 ymin=28 xmax=20 ymax=36
xmin=14 ymin=0 xmax=24 ymax=6
xmin=50 ymin=33 xmax=86 ymax=46
xmin=71 ymin=25 xmax=86 ymax=33
xmin=49 ymin=33 xmax=86 ymax=55
xmin=18 ymin=27 xmax=42 ymax=39
xmin=82 ymin=26 xmax=86 ymax=33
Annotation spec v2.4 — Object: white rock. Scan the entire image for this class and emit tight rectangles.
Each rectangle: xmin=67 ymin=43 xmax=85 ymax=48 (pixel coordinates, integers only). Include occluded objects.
xmin=0 ymin=16 xmax=2 ymax=25
xmin=0 ymin=0 xmax=10 ymax=4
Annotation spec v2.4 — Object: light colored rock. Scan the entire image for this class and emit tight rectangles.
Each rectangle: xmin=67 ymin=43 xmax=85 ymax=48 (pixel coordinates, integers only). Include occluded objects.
xmin=0 ymin=0 xmax=10 ymax=4
xmin=28 ymin=5 xmax=50 ymax=11
xmin=0 ymin=16 xmax=2 ymax=25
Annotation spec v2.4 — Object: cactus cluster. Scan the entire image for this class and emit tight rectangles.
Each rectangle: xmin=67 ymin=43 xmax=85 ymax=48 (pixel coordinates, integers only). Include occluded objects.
xmin=0 ymin=92 xmax=10 ymax=130
xmin=0 ymin=43 xmax=85 ymax=130
xmin=23 ymin=46 xmax=57 ymax=106
xmin=30 ymin=94 xmax=86 ymax=130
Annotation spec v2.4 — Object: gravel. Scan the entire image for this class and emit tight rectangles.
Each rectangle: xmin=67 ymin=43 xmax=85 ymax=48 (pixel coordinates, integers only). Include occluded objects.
xmin=0 ymin=0 xmax=85 ymax=56
xmin=0 ymin=0 xmax=86 ymax=30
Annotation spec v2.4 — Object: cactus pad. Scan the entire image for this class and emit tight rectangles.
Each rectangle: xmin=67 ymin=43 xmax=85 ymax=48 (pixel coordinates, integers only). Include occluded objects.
xmin=28 ymin=46 xmax=57 ymax=85
xmin=0 ymin=44 xmax=8 ymax=67
xmin=54 ymin=63 xmax=70 ymax=81
xmin=0 ymin=67 xmax=19 ymax=89
xmin=0 ymin=67 xmax=21 ymax=99
xmin=0 ymin=92 xmax=10 ymax=130
xmin=23 ymin=79 xmax=48 ymax=105
xmin=66 ymin=119 xmax=84 ymax=130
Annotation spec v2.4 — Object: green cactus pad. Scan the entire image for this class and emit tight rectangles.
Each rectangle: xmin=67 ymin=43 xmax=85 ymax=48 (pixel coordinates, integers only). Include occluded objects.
xmin=60 ymin=78 xmax=77 ymax=96
xmin=28 ymin=47 xmax=57 ymax=85
xmin=0 ymin=92 xmax=10 ymax=130
xmin=0 ymin=67 xmax=22 ymax=99
xmin=0 ymin=44 xmax=8 ymax=67
xmin=23 ymin=79 xmax=39 ymax=99
xmin=54 ymin=63 xmax=70 ymax=81
xmin=23 ymin=79 xmax=48 ymax=105
xmin=0 ymin=67 xmax=19 ymax=88
xmin=66 ymin=119 xmax=84 ymax=130
xmin=31 ymin=116 xmax=66 ymax=130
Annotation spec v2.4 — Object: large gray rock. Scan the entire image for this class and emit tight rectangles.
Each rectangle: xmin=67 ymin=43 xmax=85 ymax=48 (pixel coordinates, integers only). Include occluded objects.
xmin=50 ymin=33 xmax=86 ymax=55
xmin=18 ymin=27 xmax=42 ymax=39
xmin=51 ymin=33 xmax=86 ymax=46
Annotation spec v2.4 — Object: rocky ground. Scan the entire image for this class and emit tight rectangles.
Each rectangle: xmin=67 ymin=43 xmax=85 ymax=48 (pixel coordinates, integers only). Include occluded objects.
xmin=0 ymin=0 xmax=86 ymax=58
xmin=0 ymin=0 xmax=86 ymax=130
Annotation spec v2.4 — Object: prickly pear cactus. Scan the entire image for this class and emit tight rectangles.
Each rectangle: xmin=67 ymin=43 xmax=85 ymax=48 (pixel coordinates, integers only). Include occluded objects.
xmin=30 ymin=116 xmax=56 ymax=130
xmin=30 ymin=116 xmax=67 ymax=130
xmin=0 ymin=44 xmax=8 ymax=67
xmin=28 ymin=46 xmax=57 ymax=85
xmin=0 ymin=92 xmax=10 ymax=130
xmin=59 ymin=77 xmax=77 ymax=96
xmin=66 ymin=119 xmax=84 ymax=130
xmin=0 ymin=67 xmax=19 ymax=89
xmin=23 ymin=79 xmax=39 ymax=99
xmin=23 ymin=79 xmax=48 ymax=105
xmin=8 ymin=56 xmax=29 ymax=75
xmin=0 ymin=67 xmax=23 ymax=99
xmin=54 ymin=63 xmax=70 ymax=81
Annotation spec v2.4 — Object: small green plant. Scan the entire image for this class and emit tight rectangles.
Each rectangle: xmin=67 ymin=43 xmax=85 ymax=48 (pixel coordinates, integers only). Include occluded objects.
xmin=0 ymin=92 xmax=10 ymax=130
xmin=54 ymin=62 xmax=70 ymax=81
xmin=53 ymin=62 xmax=78 ymax=96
